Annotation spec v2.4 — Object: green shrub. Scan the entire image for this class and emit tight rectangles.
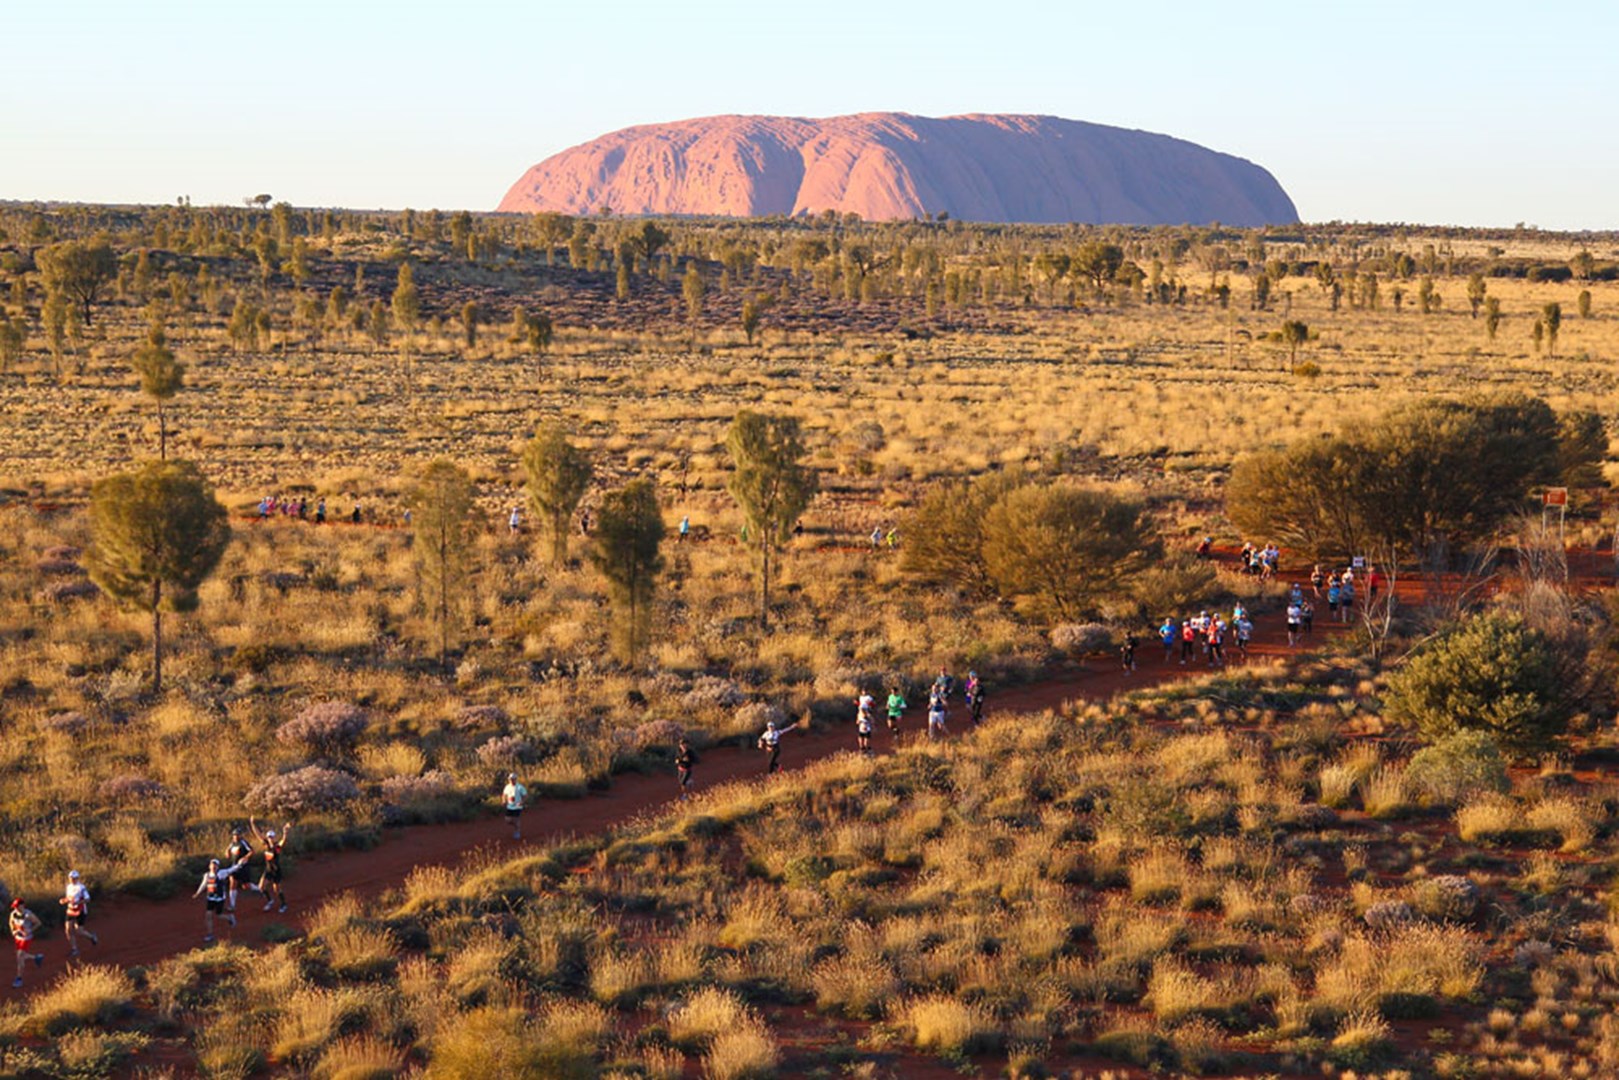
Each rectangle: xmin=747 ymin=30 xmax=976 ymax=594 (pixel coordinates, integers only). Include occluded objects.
xmin=1404 ymin=731 xmax=1510 ymax=806
xmin=1384 ymin=612 xmax=1570 ymax=756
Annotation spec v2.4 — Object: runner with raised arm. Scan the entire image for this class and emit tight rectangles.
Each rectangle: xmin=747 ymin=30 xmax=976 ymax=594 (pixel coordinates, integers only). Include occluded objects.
xmin=224 ymin=827 xmax=259 ymax=914
xmin=249 ymin=817 xmax=292 ymax=913
xmin=193 ymin=857 xmax=248 ymax=942
xmin=757 ymin=718 xmax=798 ymax=774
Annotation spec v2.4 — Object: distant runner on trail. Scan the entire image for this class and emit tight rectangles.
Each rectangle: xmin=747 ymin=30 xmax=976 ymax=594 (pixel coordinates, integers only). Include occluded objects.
xmin=59 ymin=870 xmax=99 ymax=957
xmin=927 ymin=694 xmax=948 ymax=739
xmin=855 ymin=691 xmax=876 ymax=754
xmin=249 ymin=817 xmax=292 ymax=913
xmin=674 ymin=738 xmax=698 ymax=798
xmin=1120 ymin=631 xmax=1138 ymax=673
xmin=9 ymin=899 xmax=44 ymax=988
xmin=885 ymin=686 xmax=907 ymax=737
xmin=932 ymin=667 xmax=954 ymax=702
xmin=1286 ymin=601 xmax=1302 ymax=647
xmin=193 ymin=858 xmax=248 ymax=942
xmin=964 ymin=671 xmax=984 ymax=725
xmin=1180 ymin=618 xmax=1196 ymax=664
xmin=501 ymin=773 xmax=529 ymax=840
xmin=1235 ymin=616 xmax=1253 ymax=660
xmin=758 ymin=719 xmax=798 ymax=773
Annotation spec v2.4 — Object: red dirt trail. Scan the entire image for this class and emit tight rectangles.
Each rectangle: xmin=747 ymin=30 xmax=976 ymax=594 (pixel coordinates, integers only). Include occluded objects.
xmin=7 ymin=550 xmax=1606 ymax=1000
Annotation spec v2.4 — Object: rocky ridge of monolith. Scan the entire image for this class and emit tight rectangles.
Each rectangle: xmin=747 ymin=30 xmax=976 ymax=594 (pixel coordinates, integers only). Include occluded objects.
xmin=497 ymin=112 xmax=1297 ymax=225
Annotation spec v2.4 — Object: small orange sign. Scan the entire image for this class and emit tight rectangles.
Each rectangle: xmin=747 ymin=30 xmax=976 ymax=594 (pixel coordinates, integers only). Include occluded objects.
xmin=1543 ymin=488 xmax=1568 ymax=507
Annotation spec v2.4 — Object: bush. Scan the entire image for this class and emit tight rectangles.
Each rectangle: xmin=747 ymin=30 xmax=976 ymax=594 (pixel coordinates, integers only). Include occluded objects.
xmin=277 ymin=702 xmax=369 ymax=758
xmin=455 ymin=704 xmax=509 ymax=730
xmin=683 ymin=676 xmax=746 ymax=712
xmin=38 ymin=711 xmax=92 ymax=735
xmin=476 ymin=735 xmax=534 ymax=768
xmin=901 ymin=995 xmax=1000 ymax=1056
xmin=1050 ymin=623 xmax=1113 ymax=655
xmin=42 ymin=579 xmax=100 ymax=603
xmin=1384 ymin=612 xmax=1571 ymax=756
xmin=734 ymin=701 xmax=788 ymax=732
xmin=97 ymin=774 xmax=167 ymax=802
xmin=379 ymin=770 xmax=454 ymax=804
xmin=245 ymin=765 xmax=361 ymax=815
xmin=1404 ymin=730 xmax=1510 ymax=806
xmin=981 ymin=483 xmax=1158 ymax=621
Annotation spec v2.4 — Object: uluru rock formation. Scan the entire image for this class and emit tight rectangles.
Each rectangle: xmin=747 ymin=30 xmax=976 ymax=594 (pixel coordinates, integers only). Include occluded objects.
xmin=497 ymin=112 xmax=1297 ymax=226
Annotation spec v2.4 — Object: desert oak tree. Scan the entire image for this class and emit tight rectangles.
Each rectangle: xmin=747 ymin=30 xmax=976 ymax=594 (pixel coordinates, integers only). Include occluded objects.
xmin=87 ymin=460 xmax=230 ymax=692
xmin=408 ymin=458 xmax=477 ymax=674
xmin=522 ymin=423 xmax=594 ymax=567
xmin=726 ymin=410 xmax=817 ymax=631
xmin=589 ymin=478 xmax=666 ymax=661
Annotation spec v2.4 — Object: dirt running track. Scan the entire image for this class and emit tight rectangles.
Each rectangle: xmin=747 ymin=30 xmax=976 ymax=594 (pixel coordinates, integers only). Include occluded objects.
xmin=14 ymin=548 xmax=1608 ymax=999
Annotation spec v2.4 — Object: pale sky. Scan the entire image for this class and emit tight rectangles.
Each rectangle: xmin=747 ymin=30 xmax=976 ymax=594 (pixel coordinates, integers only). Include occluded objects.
xmin=5 ymin=0 xmax=1616 ymax=229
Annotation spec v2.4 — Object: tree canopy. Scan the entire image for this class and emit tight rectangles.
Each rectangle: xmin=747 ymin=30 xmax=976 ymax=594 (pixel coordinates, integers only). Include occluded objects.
xmin=1227 ymin=394 xmax=1584 ymax=562
xmin=87 ymin=460 xmax=230 ymax=691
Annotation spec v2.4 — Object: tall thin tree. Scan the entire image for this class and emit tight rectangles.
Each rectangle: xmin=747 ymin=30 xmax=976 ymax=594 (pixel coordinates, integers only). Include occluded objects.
xmin=130 ymin=325 xmax=185 ymax=459
xmin=522 ymin=423 xmax=593 ymax=566
xmin=590 ymin=478 xmax=666 ymax=662
xmin=408 ymin=459 xmax=477 ymax=674
xmin=725 ymin=410 xmax=818 ymax=631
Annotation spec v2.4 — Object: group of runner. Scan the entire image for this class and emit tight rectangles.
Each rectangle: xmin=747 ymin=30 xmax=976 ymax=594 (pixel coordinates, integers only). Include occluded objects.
xmin=7 ymin=818 xmax=291 ymax=989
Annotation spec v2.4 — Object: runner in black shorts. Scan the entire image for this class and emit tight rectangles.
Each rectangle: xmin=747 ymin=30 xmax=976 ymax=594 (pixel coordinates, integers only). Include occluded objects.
xmin=674 ymin=739 xmax=698 ymax=798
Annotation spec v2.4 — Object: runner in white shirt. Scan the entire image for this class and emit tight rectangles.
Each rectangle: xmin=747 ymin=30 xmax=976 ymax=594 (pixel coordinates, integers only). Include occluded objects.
xmin=1286 ymin=602 xmax=1302 ymax=647
xmin=502 ymin=773 xmax=529 ymax=840
xmin=757 ymin=720 xmax=798 ymax=774
xmin=855 ymin=692 xmax=876 ymax=755
xmin=58 ymin=870 xmax=99 ymax=957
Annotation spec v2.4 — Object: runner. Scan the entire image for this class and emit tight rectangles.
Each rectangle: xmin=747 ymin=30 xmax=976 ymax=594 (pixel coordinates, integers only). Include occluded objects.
xmin=855 ymin=691 xmax=876 ymax=754
xmin=1159 ymin=617 xmax=1177 ymax=663
xmin=1180 ymin=617 xmax=1196 ymax=664
xmin=885 ymin=686 xmax=907 ymax=737
xmin=1285 ymin=600 xmax=1301 ymax=647
xmin=963 ymin=670 xmax=984 ymax=725
xmin=674 ymin=738 xmax=698 ymax=798
xmin=1340 ymin=579 xmax=1356 ymax=623
xmin=931 ymin=667 xmax=954 ymax=703
xmin=1326 ymin=575 xmax=1341 ymax=621
xmin=224 ymin=827 xmax=259 ymax=913
xmin=192 ymin=857 xmax=247 ymax=942
xmin=1235 ymin=615 xmax=1253 ymax=660
xmin=678 ymin=515 xmax=690 ymax=543
xmin=869 ymin=525 xmax=883 ymax=549
xmin=1206 ymin=617 xmax=1225 ymax=667
xmin=8 ymin=899 xmax=44 ymax=988
xmin=1310 ymin=563 xmax=1325 ymax=597
xmin=757 ymin=719 xmax=798 ymax=774
xmin=249 ymin=817 xmax=292 ymax=913
xmin=926 ymin=693 xmax=948 ymax=739
xmin=500 ymin=773 xmax=528 ymax=840
xmin=59 ymin=870 xmax=99 ymax=957
xmin=1301 ymin=600 xmax=1315 ymax=636
xmin=1120 ymin=630 xmax=1137 ymax=673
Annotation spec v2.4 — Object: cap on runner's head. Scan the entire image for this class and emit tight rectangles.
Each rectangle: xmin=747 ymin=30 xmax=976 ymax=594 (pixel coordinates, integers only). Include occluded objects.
xmin=508 ymin=773 xmax=517 ymax=782
xmin=68 ymin=870 xmax=80 ymax=880
xmin=766 ymin=721 xmax=776 ymax=730
xmin=10 ymin=898 xmax=22 ymax=909
xmin=266 ymin=830 xmax=276 ymax=840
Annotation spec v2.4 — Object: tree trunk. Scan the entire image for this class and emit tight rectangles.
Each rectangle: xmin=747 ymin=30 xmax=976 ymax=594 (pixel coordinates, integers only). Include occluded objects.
xmin=151 ymin=579 xmax=163 ymax=693
xmin=760 ymin=533 xmax=772 ymax=632
xmin=157 ymin=402 xmax=167 ymax=461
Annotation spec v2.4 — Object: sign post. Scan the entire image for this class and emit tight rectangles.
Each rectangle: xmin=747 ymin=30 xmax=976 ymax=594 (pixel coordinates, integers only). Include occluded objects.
xmin=1543 ymin=488 xmax=1568 ymax=546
